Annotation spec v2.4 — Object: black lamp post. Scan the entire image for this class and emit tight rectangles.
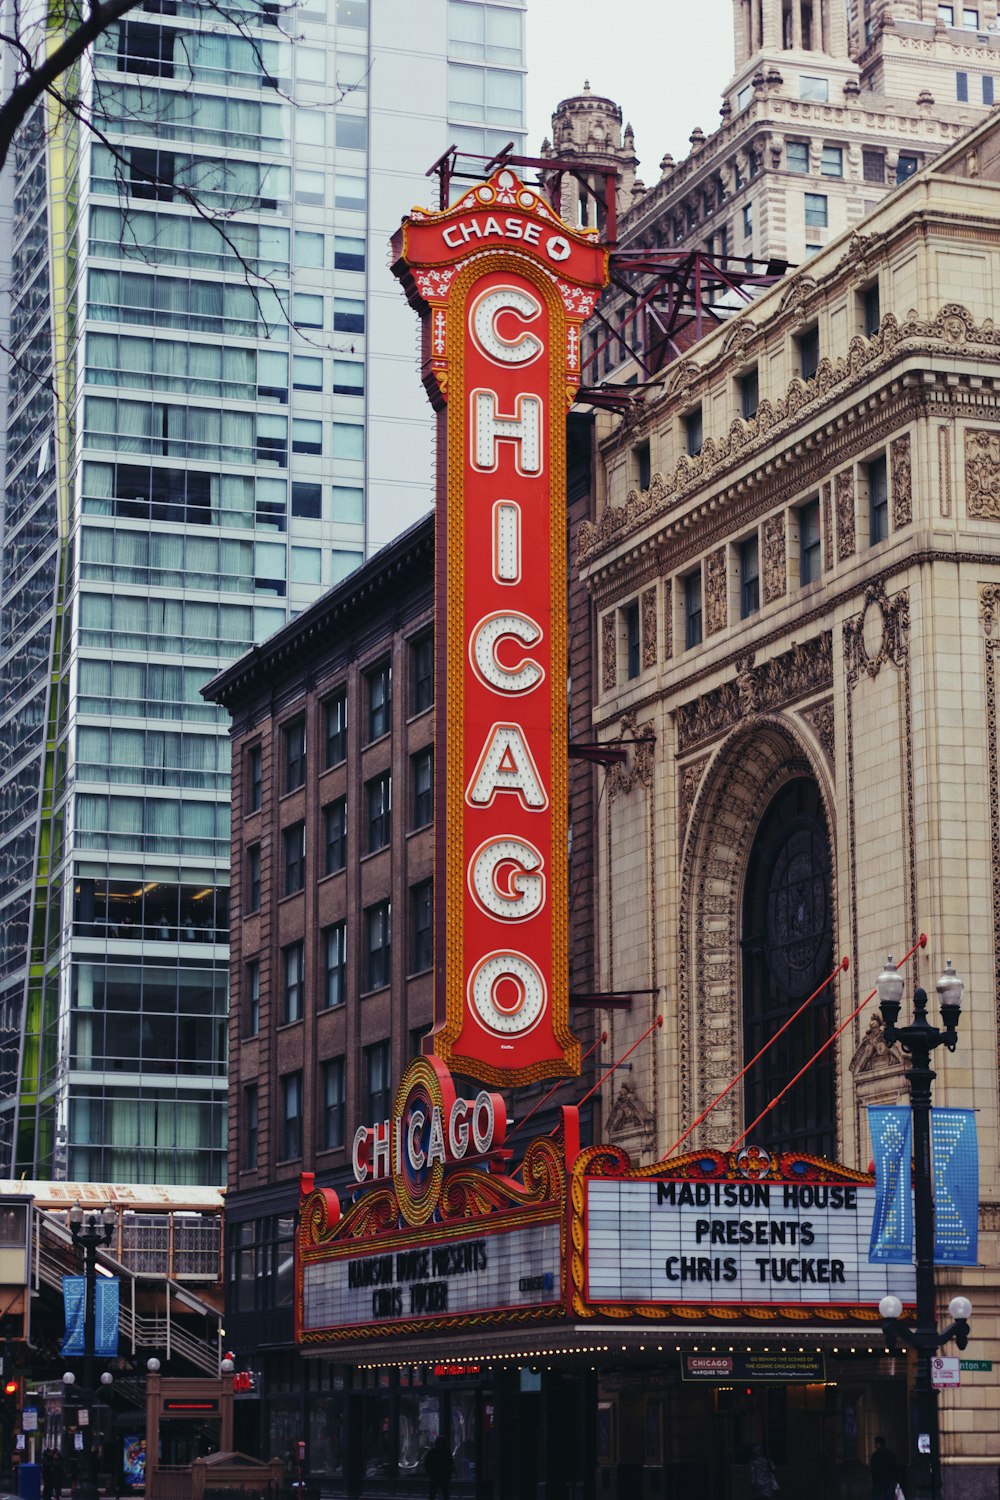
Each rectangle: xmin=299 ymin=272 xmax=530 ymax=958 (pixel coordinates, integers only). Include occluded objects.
xmin=874 ymin=956 xmax=970 ymax=1500
xmin=65 ymin=1204 xmax=116 ymax=1500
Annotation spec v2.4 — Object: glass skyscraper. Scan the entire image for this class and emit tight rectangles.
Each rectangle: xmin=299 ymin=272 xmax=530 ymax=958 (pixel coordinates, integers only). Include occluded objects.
xmin=0 ymin=0 xmax=526 ymax=1182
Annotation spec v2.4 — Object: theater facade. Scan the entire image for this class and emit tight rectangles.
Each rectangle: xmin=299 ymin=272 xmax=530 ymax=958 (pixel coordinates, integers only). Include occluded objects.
xmin=294 ymin=1058 xmax=915 ymax=1499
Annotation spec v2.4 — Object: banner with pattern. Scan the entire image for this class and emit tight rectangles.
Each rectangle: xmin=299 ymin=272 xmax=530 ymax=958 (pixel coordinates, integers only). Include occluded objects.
xmin=62 ymin=1276 xmax=120 ymax=1359
xmin=867 ymin=1106 xmax=913 ymax=1263
xmin=932 ymin=1108 xmax=978 ymax=1266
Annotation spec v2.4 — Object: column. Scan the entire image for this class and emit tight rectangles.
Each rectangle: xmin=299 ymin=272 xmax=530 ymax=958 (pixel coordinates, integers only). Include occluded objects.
xmin=828 ymin=0 xmax=849 ymax=56
xmin=733 ymin=0 xmax=750 ymax=67
xmin=792 ymin=0 xmax=804 ymax=50
xmin=761 ymin=0 xmax=781 ymax=49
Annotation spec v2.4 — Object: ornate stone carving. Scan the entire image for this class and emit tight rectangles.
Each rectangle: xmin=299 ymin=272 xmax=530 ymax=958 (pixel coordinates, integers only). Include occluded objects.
xmin=965 ymin=428 xmax=1000 ymax=519
xmin=676 ymin=633 xmax=833 ymax=753
xmin=849 ymin=1015 xmax=906 ymax=1079
xmin=938 ymin=425 xmax=952 ymax=519
xmin=678 ymin=755 xmax=710 ymax=835
xmin=800 ymin=699 xmax=835 ymax=767
xmin=762 ymin=512 xmax=786 ymax=604
xmin=835 ymin=469 xmax=856 ymax=560
xmin=663 ymin=579 xmax=673 ymax=660
xmin=822 ymin=482 xmax=833 ymax=572
xmin=704 ymin=547 xmax=727 ymax=636
xmin=843 ymin=579 xmax=910 ymax=686
xmin=641 ymin=587 xmax=657 ymax=669
xmin=605 ymin=1081 xmax=655 ymax=1150
xmin=608 ymin=710 xmax=656 ymax=797
xmin=577 ymin=302 xmax=1000 ymax=564
xmin=980 ymin=584 xmax=1000 ymax=637
xmin=890 ymin=433 xmax=912 ymax=529
xmin=601 ymin=612 xmax=616 ymax=692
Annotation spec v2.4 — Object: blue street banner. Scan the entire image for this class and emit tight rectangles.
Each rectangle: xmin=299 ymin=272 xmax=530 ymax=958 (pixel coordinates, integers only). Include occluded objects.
xmin=61 ymin=1276 xmax=85 ymax=1357
xmin=868 ymin=1106 xmax=913 ymax=1263
xmin=95 ymin=1278 xmax=120 ymax=1358
xmin=931 ymin=1108 xmax=979 ymax=1266
xmin=61 ymin=1276 xmax=120 ymax=1359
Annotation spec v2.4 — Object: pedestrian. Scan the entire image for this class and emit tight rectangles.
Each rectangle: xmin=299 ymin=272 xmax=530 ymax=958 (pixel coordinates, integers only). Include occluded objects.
xmin=424 ymin=1433 xmax=454 ymax=1500
xmin=41 ymin=1448 xmax=63 ymax=1500
xmin=749 ymin=1443 xmax=779 ymax=1499
xmin=870 ymin=1436 xmax=900 ymax=1500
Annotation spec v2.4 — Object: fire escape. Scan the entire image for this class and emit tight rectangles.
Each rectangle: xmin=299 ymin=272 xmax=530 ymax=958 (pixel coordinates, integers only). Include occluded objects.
xmin=427 ymin=143 xmax=790 ymax=413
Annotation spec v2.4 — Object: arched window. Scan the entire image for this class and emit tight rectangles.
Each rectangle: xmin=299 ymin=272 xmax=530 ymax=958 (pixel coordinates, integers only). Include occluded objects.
xmin=741 ymin=777 xmax=835 ymax=1157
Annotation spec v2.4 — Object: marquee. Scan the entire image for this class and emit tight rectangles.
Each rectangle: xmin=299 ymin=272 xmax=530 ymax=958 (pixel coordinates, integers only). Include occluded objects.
xmin=391 ymin=170 xmax=608 ymax=1087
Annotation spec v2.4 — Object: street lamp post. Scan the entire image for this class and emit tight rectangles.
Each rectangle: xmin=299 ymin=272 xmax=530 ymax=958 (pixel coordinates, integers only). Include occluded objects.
xmin=874 ymin=957 xmax=967 ymax=1500
xmin=66 ymin=1204 xmax=116 ymax=1500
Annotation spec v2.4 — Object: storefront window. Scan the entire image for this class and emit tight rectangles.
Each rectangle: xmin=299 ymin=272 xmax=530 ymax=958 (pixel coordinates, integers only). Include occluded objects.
xmin=308 ymin=1394 xmax=345 ymax=1479
xmin=398 ymin=1392 xmax=439 ymax=1477
xmin=451 ymin=1391 xmax=477 ymax=1482
xmin=363 ymin=1388 xmax=393 ymax=1480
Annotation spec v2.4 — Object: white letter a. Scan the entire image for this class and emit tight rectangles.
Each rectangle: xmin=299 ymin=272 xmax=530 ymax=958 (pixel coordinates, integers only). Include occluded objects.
xmin=466 ymin=724 xmax=548 ymax=809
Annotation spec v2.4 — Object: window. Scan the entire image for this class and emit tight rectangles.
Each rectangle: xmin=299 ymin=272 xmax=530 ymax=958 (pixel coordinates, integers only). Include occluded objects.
xmin=337 ymin=0 xmax=368 ymax=26
xmin=740 ymin=367 xmax=759 ymax=419
xmin=740 ymin=536 xmax=760 ymax=619
xmin=246 ymin=844 xmax=261 ymax=912
xmin=244 ymin=1084 xmax=258 ymax=1169
xmin=246 ymin=958 xmax=260 ymax=1035
xmin=332 ymin=423 xmax=364 ymax=462
xmin=281 ymin=1071 xmax=303 ymax=1159
xmin=448 ymin=61 xmax=524 ymax=126
xmin=365 ymin=1040 xmax=391 ymax=1121
xmin=799 ymin=76 xmax=829 ymax=102
xmin=742 ymin=779 xmax=834 ymax=1157
xmin=411 ymin=879 xmax=433 ymax=973
xmin=868 ymin=455 xmax=889 ymax=544
xmin=896 ymin=155 xmax=919 ymax=184
xmin=804 ymin=193 xmax=828 ymax=228
xmin=412 ymin=747 xmax=433 ymax=829
xmin=984 ymin=75 xmax=994 ymax=105
xmin=335 ymin=174 xmax=366 ymax=211
xmin=292 ymin=419 xmax=322 ymax=456
xmin=323 ymin=922 xmax=347 ymax=1009
xmin=325 ymin=690 xmax=347 ymax=767
xmin=367 ymin=661 xmax=391 ymax=741
xmin=862 ymin=149 xmax=885 ymax=184
xmin=247 ymin=744 xmax=262 ymax=812
xmin=862 ymin=281 xmax=880 ymax=337
xmin=334 ymin=235 xmax=365 ymax=272
xmin=282 ymin=719 xmax=305 ymax=793
xmin=293 ymin=356 xmax=323 ymax=392
xmin=798 ymin=324 xmax=819 ymax=380
xmin=957 ymin=71 xmax=969 ymax=101
xmin=365 ymin=900 xmax=391 ymax=990
xmin=321 ymin=1058 xmax=346 ymax=1150
xmin=963 ymin=7 xmax=980 ymax=26
xmin=625 ymin=600 xmax=641 ymax=679
xmin=410 ymin=633 xmax=433 ymax=715
xmin=786 ymin=141 xmax=809 ymax=174
xmin=295 ymin=230 xmax=324 ymax=267
xmin=684 ymin=571 xmax=703 ymax=650
xmin=737 ymin=84 xmax=752 ymax=111
xmin=283 ymin=820 xmax=305 ymax=895
xmin=938 ymin=3 xmax=954 ymax=19
xmin=333 ymin=360 xmax=364 ymax=396
xmin=820 ymin=145 xmax=843 ymax=177
xmin=366 ymin=772 xmax=391 ymax=853
xmin=293 ymin=293 xmax=323 ymax=329
xmin=799 ymin=499 xmax=822 ymax=585
xmin=684 ymin=406 xmax=703 ymax=456
xmin=742 ymin=202 xmax=753 ymax=240
xmin=633 ymin=440 xmax=651 ymax=490
xmin=324 ymin=798 xmax=347 ymax=874
xmin=449 ymin=0 xmax=522 ymax=65
xmin=333 ymin=297 xmax=364 ymax=334
xmin=336 ymin=113 xmax=366 ymax=150
xmin=292 ymin=482 xmax=322 ymax=519
xmin=283 ymin=941 xmax=304 ymax=1024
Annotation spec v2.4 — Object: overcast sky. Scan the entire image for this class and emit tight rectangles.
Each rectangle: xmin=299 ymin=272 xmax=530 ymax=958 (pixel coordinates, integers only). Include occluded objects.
xmin=525 ymin=0 xmax=735 ymax=182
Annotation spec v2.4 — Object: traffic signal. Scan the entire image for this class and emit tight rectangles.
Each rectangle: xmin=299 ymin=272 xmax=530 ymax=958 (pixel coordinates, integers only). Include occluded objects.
xmin=0 ymin=1377 xmax=20 ymax=1421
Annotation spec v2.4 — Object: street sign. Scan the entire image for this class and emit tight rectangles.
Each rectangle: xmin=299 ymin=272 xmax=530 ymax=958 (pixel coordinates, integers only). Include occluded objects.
xmin=931 ymin=1356 xmax=960 ymax=1388
xmin=21 ymin=1407 xmax=37 ymax=1432
xmin=960 ymin=1359 xmax=992 ymax=1371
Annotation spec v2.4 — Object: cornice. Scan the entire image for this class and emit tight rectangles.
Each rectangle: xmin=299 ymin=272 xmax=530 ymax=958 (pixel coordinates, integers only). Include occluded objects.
xmin=581 ymin=300 xmax=1000 ymax=573
xmin=589 ymin=545 xmax=1000 ymax=734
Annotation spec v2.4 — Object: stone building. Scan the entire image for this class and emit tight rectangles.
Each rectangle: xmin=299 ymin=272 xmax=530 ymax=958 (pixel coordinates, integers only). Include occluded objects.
xmin=577 ymin=108 xmax=1000 ymax=1496
xmin=544 ymin=0 xmax=999 ymax=385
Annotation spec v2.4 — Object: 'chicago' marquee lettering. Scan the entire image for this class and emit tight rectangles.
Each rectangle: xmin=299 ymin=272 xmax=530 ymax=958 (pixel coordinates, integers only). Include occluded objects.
xmin=392 ymin=170 xmax=607 ymax=1084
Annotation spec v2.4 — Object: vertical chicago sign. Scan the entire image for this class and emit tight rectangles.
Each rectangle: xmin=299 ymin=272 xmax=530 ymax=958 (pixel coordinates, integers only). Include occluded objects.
xmin=392 ymin=170 xmax=608 ymax=1085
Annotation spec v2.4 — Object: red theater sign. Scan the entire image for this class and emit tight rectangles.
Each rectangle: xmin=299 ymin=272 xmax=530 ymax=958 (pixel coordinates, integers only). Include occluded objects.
xmin=392 ymin=169 xmax=608 ymax=1086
